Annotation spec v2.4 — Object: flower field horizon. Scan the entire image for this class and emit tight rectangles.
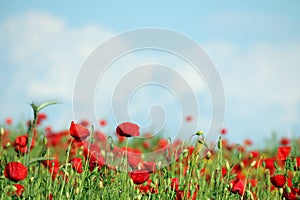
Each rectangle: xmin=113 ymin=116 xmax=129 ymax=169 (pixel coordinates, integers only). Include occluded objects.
xmin=0 ymin=102 xmax=299 ymax=200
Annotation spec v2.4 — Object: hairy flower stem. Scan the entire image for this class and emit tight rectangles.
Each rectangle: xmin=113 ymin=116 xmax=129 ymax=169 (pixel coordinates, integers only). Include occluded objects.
xmin=25 ymin=101 xmax=57 ymax=165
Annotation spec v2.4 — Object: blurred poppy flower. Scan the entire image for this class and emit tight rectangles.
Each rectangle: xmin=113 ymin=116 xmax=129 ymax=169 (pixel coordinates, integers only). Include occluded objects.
xmin=142 ymin=141 xmax=150 ymax=149
xmin=176 ymin=190 xmax=197 ymax=200
xmin=244 ymin=139 xmax=253 ymax=146
xmin=79 ymin=119 xmax=89 ymax=127
xmin=70 ymin=157 xmax=83 ymax=174
xmin=89 ymin=154 xmax=105 ymax=172
xmin=283 ymin=187 xmax=299 ymax=200
xmin=116 ymin=122 xmax=140 ymax=137
xmin=42 ymin=159 xmax=60 ymax=179
xmin=248 ymin=151 xmax=260 ymax=159
xmin=36 ymin=113 xmax=47 ymax=125
xmin=142 ymin=161 xmax=157 ymax=172
xmin=270 ymin=174 xmax=286 ymax=188
xmin=158 ymin=138 xmax=168 ymax=148
xmin=220 ymin=128 xmax=227 ymax=135
xmin=128 ymin=170 xmax=150 ymax=185
xmin=99 ymin=119 xmax=107 ymax=127
xmin=14 ymin=135 xmax=35 ymax=154
xmin=277 ymin=146 xmax=292 ymax=161
xmin=4 ymin=162 xmax=28 ymax=182
xmin=137 ymin=185 xmax=151 ymax=193
xmin=264 ymin=158 xmax=276 ymax=174
xmin=5 ymin=117 xmax=13 ymax=125
xmin=230 ymin=178 xmax=245 ymax=196
xmin=69 ymin=121 xmax=90 ymax=142
xmin=94 ymin=131 xmax=106 ymax=142
xmin=296 ymin=157 xmax=300 ymax=170
xmin=185 ymin=115 xmax=193 ymax=122
xmin=46 ymin=131 xmax=65 ymax=147
xmin=171 ymin=177 xmax=179 ymax=192
xmin=280 ymin=137 xmax=291 ymax=145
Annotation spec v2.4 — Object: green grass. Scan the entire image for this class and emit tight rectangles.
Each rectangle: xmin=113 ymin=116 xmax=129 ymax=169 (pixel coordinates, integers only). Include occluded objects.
xmin=0 ymin=102 xmax=299 ymax=200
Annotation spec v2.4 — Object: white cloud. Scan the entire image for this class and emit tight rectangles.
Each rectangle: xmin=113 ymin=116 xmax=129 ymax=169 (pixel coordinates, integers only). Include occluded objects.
xmin=204 ymin=40 xmax=300 ymax=142
xmin=0 ymin=11 xmax=113 ymax=101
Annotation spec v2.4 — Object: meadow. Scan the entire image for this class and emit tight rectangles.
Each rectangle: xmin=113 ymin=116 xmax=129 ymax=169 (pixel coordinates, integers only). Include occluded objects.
xmin=0 ymin=101 xmax=299 ymax=199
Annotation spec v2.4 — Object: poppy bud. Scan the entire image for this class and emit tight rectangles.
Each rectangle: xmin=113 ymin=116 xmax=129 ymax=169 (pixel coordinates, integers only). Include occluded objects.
xmin=225 ymin=161 xmax=230 ymax=171
xmin=217 ymin=138 xmax=222 ymax=149
xmin=206 ymin=151 xmax=211 ymax=160
xmin=196 ymin=130 xmax=203 ymax=136
xmin=5 ymin=142 xmax=11 ymax=148
xmin=99 ymin=181 xmax=103 ymax=189
xmin=250 ymin=161 xmax=256 ymax=167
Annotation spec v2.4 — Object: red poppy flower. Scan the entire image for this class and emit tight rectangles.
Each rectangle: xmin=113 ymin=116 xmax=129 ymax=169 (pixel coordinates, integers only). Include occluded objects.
xmin=277 ymin=146 xmax=292 ymax=161
xmin=171 ymin=177 xmax=179 ymax=192
xmin=7 ymin=184 xmax=25 ymax=196
xmin=221 ymin=167 xmax=228 ymax=177
xmin=46 ymin=131 xmax=65 ymax=147
xmin=270 ymin=174 xmax=286 ymax=188
xmin=296 ymin=157 xmax=300 ymax=170
xmin=79 ymin=119 xmax=90 ymax=127
xmin=142 ymin=161 xmax=157 ymax=172
xmin=283 ymin=187 xmax=299 ymax=200
xmin=244 ymin=139 xmax=253 ymax=146
xmin=116 ymin=122 xmax=140 ymax=137
xmin=127 ymin=155 xmax=143 ymax=169
xmin=42 ymin=159 xmax=60 ymax=179
xmin=248 ymin=179 xmax=258 ymax=187
xmin=14 ymin=135 xmax=35 ymax=154
xmin=176 ymin=190 xmax=197 ymax=200
xmin=70 ymin=157 xmax=83 ymax=174
xmin=69 ymin=121 xmax=90 ymax=142
xmin=230 ymin=178 xmax=245 ymax=196
xmin=15 ymin=184 xmax=25 ymax=196
xmin=94 ymin=131 xmax=106 ymax=142
xmin=136 ymin=185 xmax=150 ymax=193
xmin=128 ymin=170 xmax=150 ymax=185
xmin=280 ymin=137 xmax=291 ymax=146
xmin=4 ymin=162 xmax=28 ymax=182
xmin=142 ymin=141 xmax=150 ymax=149
xmin=249 ymin=151 xmax=260 ymax=159
xmin=36 ymin=113 xmax=47 ymax=125
xmin=99 ymin=119 xmax=107 ymax=127
xmin=158 ymin=138 xmax=168 ymax=148
xmin=89 ymin=154 xmax=105 ymax=172
xmin=5 ymin=117 xmax=13 ymax=125
xmin=185 ymin=115 xmax=193 ymax=122
xmin=220 ymin=128 xmax=227 ymax=135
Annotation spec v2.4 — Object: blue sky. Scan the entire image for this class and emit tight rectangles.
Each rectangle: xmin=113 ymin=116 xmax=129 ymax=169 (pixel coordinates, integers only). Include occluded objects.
xmin=1 ymin=1 xmax=300 ymax=146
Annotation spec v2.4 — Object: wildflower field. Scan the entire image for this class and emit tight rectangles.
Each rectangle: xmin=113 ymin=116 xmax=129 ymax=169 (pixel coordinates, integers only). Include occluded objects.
xmin=0 ymin=102 xmax=299 ymax=200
